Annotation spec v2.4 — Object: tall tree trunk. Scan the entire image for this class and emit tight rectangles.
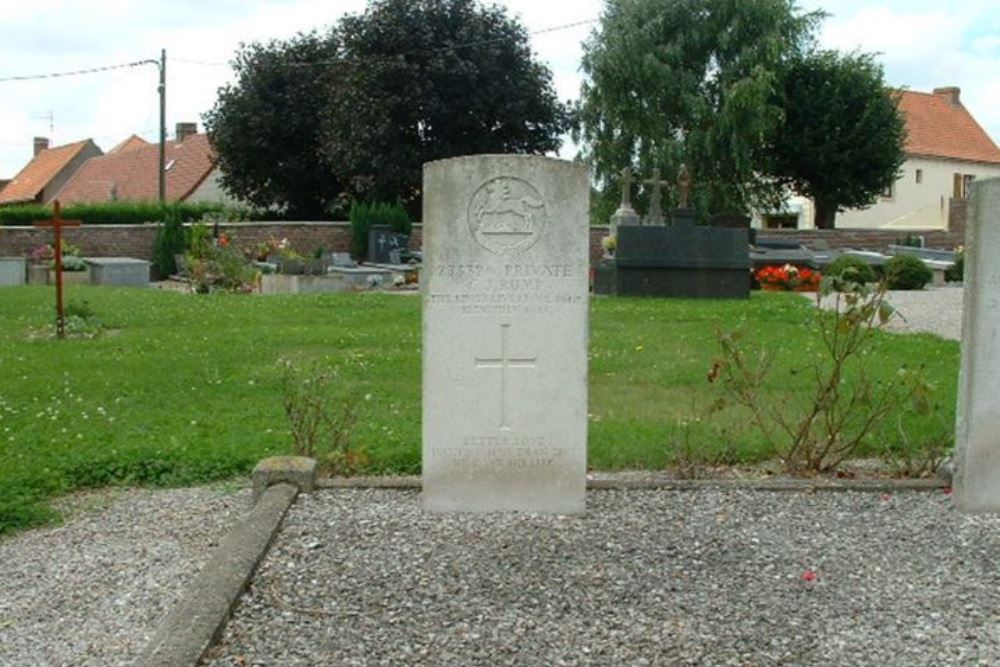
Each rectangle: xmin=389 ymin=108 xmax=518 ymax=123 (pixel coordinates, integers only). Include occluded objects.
xmin=814 ymin=199 xmax=837 ymax=229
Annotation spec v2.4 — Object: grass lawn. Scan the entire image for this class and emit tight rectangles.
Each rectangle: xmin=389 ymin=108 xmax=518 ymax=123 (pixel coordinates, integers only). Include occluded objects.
xmin=0 ymin=286 xmax=959 ymax=534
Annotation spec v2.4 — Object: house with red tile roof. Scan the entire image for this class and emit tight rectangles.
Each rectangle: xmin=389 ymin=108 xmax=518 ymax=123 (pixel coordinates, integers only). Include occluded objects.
xmin=54 ymin=123 xmax=237 ymax=205
xmin=0 ymin=138 xmax=102 ymax=205
xmin=766 ymin=86 xmax=1000 ymax=230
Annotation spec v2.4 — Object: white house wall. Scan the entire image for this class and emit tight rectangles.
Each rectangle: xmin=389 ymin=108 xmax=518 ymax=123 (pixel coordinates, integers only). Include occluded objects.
xmin=833 ymin=157 xmax=1000 ymax=229
xmin=185 ymin=167 xmax=241 ymax=206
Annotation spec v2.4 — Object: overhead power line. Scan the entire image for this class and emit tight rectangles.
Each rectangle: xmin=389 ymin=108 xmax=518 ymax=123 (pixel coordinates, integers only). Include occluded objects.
xmin=0 ymin=59 xmax=159 ymax=83
xmin=173 ymin=17 xmax=599 ymax=69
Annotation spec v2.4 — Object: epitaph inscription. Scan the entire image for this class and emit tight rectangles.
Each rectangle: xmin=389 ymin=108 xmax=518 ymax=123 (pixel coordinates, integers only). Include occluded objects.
xmin=422 ymin=155 xmax=589 ymax=513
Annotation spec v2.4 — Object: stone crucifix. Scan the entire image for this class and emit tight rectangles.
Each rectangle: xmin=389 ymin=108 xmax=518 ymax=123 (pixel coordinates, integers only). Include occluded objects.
xmin=643 ymin=168 xmax=670 ymax=226
xmin=617 ymin=166 xmax=636 ymax=211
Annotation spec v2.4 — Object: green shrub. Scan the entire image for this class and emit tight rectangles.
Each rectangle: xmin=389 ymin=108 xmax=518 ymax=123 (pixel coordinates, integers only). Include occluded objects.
xmin=824 ymin=255 xmax=877 ymax=284
xmin=885 ymin=254 xmax=933 ymax=290
xmin=945 ymin=252 xmax=965 ymax=283
xmin=152 ymin=205 xmax=186 ymax=278
xmin=349 ymin=201 xmax=411 ymax=259
xmin=0 ymin=201 xmax=231 ymax=226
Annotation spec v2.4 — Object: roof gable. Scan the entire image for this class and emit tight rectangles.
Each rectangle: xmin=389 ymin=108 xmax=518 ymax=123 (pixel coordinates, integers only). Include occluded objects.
xmin=108 ymin=134 xmax=150 ymax=154
xmin=54 ymin=133 xmax=216 ymax=204
xmin=0 ymin=139 xmax=97 ymax=204
xmin=898 ymin=89 xmax=1000 ymax=164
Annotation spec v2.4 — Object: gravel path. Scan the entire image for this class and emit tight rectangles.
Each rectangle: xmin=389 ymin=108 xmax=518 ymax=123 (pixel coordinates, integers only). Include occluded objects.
xmin=205 ymin=488 xmax=1000 ymax=667
xmin=0 ymin=485 xmax=249 ymax=667
xmin=814 ymin=286 xmax=964 ymax=341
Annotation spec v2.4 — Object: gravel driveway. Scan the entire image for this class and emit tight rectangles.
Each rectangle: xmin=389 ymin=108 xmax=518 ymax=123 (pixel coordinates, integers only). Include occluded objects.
xmin=814 ymin=285 xmax=964 ymax=341
xmin=204 ymin=488 xmax=1000 ymax=667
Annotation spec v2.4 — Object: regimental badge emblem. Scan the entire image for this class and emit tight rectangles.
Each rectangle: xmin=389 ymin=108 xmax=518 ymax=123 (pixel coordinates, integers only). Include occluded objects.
xmin=467 ymin=177 xmax=547 ymax=255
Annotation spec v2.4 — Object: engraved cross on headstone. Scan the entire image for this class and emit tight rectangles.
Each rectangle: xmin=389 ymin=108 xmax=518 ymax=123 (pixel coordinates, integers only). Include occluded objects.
xmin=643 ymin=168 xmax=670 ymax=225
xmin=475 ymin=323 xmax=537 ymax=430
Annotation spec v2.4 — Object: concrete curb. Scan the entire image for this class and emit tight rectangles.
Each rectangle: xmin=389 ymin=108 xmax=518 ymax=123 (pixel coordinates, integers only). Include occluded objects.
xmin=135 ymin=483 xmax=298 ymax=667
xmin=317 ymin=474 xmax=949 ymax=492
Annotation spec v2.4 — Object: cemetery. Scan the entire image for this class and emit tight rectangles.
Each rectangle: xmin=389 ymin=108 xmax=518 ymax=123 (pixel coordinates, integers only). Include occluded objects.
xmin=2 ymin=0 xmax=999 ymax=664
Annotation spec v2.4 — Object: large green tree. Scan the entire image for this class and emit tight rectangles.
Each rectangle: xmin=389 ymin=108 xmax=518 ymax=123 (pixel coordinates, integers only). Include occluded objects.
xmin=766 ymin=51 xmax=906 ymax=229
xmin=205 ymin=0 xmax=568 ymax=217
xmin=204 ymin=32 xmax=343 ymax=218
xmin=322 ymin=0 xmax=569 ymax=210
xmin=577 ymin=0 xmax=821 ymax=218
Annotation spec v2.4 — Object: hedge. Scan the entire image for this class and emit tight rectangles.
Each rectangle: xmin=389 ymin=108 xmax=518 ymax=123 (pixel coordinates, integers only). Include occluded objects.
xmin=0 ymin=201 xmax=227 ymax=226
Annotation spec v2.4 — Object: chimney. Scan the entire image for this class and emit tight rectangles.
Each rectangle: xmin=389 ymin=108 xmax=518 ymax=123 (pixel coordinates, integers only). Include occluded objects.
xmin=933 ymin=87 xmax=961 ymax=106
xmin=33 ymin=137 xmax=49 ymax=156
xmin=175 ymin=122 xmax=197 ymax=143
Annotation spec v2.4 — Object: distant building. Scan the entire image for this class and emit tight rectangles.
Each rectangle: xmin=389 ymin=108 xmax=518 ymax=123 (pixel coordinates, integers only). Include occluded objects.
xmin=761 ymin=86 xmax=1000 ymax=230
xmin=54 ymin=122 xmax=239 ymax=206
xmin=0 ymin=137 xmax=102 ymax=205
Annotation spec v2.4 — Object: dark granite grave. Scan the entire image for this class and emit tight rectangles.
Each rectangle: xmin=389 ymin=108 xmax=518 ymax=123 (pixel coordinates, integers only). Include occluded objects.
xmin=599 ymin=221 xmax=750 ymax=299
xmin=367 ymin=226 xmax=410 ymax=264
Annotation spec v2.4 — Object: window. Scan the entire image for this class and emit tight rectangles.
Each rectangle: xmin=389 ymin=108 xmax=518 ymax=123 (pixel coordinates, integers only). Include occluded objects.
xmin=881 ymin=182 xmax=894 ymax=198
xmin=954 ymin=173 xmax=976 ymax=199
xmin=915 ymin=169 xmax=923 ymax=184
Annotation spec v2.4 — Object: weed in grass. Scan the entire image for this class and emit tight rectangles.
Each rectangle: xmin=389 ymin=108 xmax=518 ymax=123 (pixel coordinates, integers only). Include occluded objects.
xmin=713 ymin=276 xmax=938 ymax=474
xmin=881 ymin=413 xmax=953 ymax=478
xmin=279 ymin=358 xmax=366 ymax=475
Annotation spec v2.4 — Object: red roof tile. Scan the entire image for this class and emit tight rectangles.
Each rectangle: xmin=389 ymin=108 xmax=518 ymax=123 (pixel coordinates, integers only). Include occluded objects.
xmin=898 ymin=89 xmax=1000 ymax=164
xmin=0 ymin=139 xmax=96 ymax=204
xmin=108 ymin=134 xmax=150 ymax=154
xmin=55 ymin=133 xmax=215 ymax=203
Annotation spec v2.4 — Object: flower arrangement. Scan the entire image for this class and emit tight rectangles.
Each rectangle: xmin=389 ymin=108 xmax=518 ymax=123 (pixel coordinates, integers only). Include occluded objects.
xmin=31 ymin=240 xmax=84 ymax=270
xmin=755 ymin=264 xmax=821 ymax=292
xmin=601 ymin=234 xmax=617 ymax=255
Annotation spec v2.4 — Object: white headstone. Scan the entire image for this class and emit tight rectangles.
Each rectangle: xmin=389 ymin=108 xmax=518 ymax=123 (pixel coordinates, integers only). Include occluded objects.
xmin=422 ymin=155 xmax=589 ymax=513
xmin=955 ymin=177 xmax=1000 ymax=511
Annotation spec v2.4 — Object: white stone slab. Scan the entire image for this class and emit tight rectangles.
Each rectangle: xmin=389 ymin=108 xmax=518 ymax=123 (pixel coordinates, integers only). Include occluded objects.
xmin=956 ymin=177 xmax=1000 ymax=511
xmin=0 ymin=257 xmax=26 ymax=287
xmin=422 ymin=155 xmax=589 ymax=514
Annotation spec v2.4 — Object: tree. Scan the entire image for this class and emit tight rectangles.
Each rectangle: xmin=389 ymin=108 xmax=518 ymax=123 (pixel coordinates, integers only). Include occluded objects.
xmin=321 ymin=0 xmax=569 ymax=211
xmin=577 ymin=0 xmax=821 ymax=218
xmin=204 ymin=32 xmax=344 ymax=218
xmin=204 ymin=0 xmax=568 ymax=217
xmin=766 ymin=51 xmax=906 ymax=229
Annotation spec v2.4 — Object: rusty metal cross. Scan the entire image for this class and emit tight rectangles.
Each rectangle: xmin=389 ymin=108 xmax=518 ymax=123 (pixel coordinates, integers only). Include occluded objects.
xmin=33 ymin=200 xmax=82 ymax=339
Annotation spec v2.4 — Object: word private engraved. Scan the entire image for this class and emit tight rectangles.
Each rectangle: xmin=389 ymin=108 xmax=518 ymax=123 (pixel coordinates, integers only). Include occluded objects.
xmin=468 ymin=176 xmax=548 ymax=254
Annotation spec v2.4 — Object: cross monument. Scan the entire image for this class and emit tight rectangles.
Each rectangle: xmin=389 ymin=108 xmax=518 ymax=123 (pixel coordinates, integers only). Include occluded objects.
xmin=34 ymin=200 xmax=82 ymax=339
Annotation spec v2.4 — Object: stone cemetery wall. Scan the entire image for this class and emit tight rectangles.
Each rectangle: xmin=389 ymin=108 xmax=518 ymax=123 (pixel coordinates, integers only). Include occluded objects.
xmin=0 ymin=222 xmax=422 ymax=260
xmin=2 ymin=217 xmax=966 ymax=265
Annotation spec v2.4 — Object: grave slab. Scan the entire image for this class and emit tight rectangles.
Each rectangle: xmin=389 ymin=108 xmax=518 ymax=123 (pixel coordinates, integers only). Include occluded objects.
xmin=422 ymin=155 xmax=589 ymax=514
xmin=0 ymin=257 xmax=26 ymax=287
xmin=85 ymin=257 xmax=150 ymax=287
xmin=955 ymin=177 xmax=1000 ymax=511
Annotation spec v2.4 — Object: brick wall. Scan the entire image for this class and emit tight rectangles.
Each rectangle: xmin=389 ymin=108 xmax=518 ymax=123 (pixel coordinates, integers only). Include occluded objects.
xmin=0 ymin=222 xmax=424 ymax=260
xmin=1 ymin=219 xmax=964 ymax=265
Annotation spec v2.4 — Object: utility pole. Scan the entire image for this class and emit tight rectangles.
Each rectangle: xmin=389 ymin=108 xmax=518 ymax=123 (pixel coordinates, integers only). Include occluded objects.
xmin=158 ymin=48 xmax=166 ymax=203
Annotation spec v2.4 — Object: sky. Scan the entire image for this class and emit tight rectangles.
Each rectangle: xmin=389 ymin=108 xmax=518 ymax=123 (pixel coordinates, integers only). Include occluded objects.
xmin=0 ymin=0 xmax=998 ymax=178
